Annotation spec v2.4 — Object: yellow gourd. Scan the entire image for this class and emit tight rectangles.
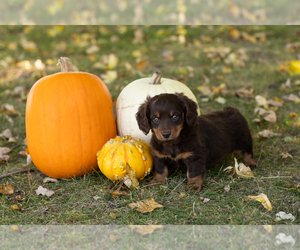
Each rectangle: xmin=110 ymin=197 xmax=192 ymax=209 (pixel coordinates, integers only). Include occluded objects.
xmin=97 ymin=135 xmax=153 ymax=181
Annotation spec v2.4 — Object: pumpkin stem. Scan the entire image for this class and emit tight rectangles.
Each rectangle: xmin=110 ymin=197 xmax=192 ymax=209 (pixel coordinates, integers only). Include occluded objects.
xmin=57 ymin=57 xmax=74 ymax=72
xmin=150 ymin=71 xmax=162 ymax=85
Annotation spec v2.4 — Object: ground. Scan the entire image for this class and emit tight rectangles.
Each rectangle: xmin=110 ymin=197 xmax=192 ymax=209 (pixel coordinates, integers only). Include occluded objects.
xmin=0 ymin=26 xmax=300 ymax=227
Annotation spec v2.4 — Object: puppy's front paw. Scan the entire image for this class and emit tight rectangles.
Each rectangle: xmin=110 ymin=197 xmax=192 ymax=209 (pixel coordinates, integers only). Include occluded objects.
xmin=187 ymin=175 xmax=203 ymax=192
xmin=150 ymin=172 xmax=167 ymax=185
xmin=188 ymin=182 xmax=203 ymax=192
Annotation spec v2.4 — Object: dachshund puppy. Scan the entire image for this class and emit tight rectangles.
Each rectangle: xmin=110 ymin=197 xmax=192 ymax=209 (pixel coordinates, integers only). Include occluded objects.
xmin=136 ymin=93 xmax=256 ymax=191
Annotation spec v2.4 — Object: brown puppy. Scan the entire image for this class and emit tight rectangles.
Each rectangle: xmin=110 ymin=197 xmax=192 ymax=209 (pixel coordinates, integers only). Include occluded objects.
xmin=136 ymin=93 xmax=256 ymax=191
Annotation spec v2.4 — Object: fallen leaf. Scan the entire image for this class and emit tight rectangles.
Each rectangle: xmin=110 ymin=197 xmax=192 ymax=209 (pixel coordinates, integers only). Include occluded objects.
xmin=287 ymin=183 xmax=300 ymax=190
xmin=111 ymin=188 xmax=130 ymax=199
xmin=214 ymin=96 xmax=226 ymax=104
xmin=255 ymin=95 xmax=268 ymax=108
xmin=262 ymin=110 xmax=276 ymax=123
xmin=234 ymin=158 xmax=254 ymax=179
xmin=287 ymin=61 xmax=300 ymax=75
xmin=247 ymin=193 xmax=272 ymax=211
xmin=26 ymin=154 xmax=32 ymax=166
xmin=93 ymin=195 xmax=101 ymax=201
xmin=1 ymin=104 xmax=20 ymax=116
xmin=203 ymin=198 xmax=210 ymax=203
xmin=275 ymin=211 xmax=295 ymax=222
xmin=129 ymin=225 xmax=163 ymax=235
xmin=128 ymin=198 xmax=163 ymax=213
xmin=10 ymin=204 xmax=21 ymax=211
xmin=106 ymin=54 xmax=119 ymax=69
xmin=132 ymin=50 xmax=141 ymax=58
xmin=0 ymin=147 xmax=12 ymax=155
xmin=282 ymin=94 xmax=300 ymax=103
xmin=43 ymin=177 xmax=58 ymax=183
xmin=283 ymin=136 xmax=293 ymax=142
xmin=263 ymin=225 xmax=273 ymax=233
xmin=235 ymin=86 xmax=255 ymax=98
xmin=223 ymin=166 xmax=234 ymax=173
xmin=1 ymin=128 xmax=12 ymax=139
xmin=179 ymin=192 xmax=186 ymax=198
xmin=122 ymin=163 xmax=139 ymax=189
xmin=86 ymin=44 xmax=100 ymax=54
xmin=0 ymin=182 xmax=15 ymax=194
xmin=197 ymin=85 xmax=213 ymax=97
xmin=252 ymin=118 xmax=262 ymax=124
xmin=20 ymin=37 xmax=37 ymax=51
xmin=109 ymin=212 xmax=118 ymax=219
xmin=100 ymin=70 xmax=117 ymax=84
xmin=9 ymin=225 xmax=20 ymax=232
xmin=281 ymin=151 xmax=293 ymax=159
xmin=109 ymin=234 xmax=117 ymax=242
xmin=289 ymin=112 xmax=297 ymax=118
xmin=222 ymin=66 xmax=232 ymax=73
xmin=267 ymin=99 xmax=284 ymax=107
xmin=36 ymin=186 xmax=55 ymax=197
xmin=258 ymin=129 xmax=277 ymax=138
xmin=224 ymin=184 xmax=230 ymax=192
xmin=136 ymin=59 xmax=147 ymax=70
xmin=275 ymin=233 xmax=295 ymax=246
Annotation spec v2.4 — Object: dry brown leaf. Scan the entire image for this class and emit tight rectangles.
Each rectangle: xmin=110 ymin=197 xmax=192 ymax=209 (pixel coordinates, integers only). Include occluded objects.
xmin=109 ymin=234 xmax=117 ymax=242
xmin=262 ymin=110 xmax=276 ymax=123
xmin=282 ymin=94 xmax=300 ymax=103
xmin=281 ymin=151 xmax=293 ymax=159
xmin=129 ymin=225 xmax=163 ymax=235
xmin=268 ymin=98 xmax=284 ymax=107
xmin=1 ymin=104 xmax=20 ymax=116
xmin=136 ymin=59 xmax=147 ymax=69
xmin=109 ymin=212 xmax=118 ymax=219
xmin=0 ymin=147 xmax=12 ymax=155
xmin=247 ymin=193 xmax=272 ymax=211
xmin=0 ymin=182 xmax=15 ymax=194
xmin=128 ymin=198 xmax=163 ymax=213
xmin=9 ymin=225 xmax=20 ymax=232
xmin=111 ymin=188 xmax=130 ymax=199
xmin=252 ymin=118 xmax=262 ymax=124
xmin=123 ymin=163 xmax=139 ymax=188
xmin=234 ymin=158 xmax=254 ymax=179
xmin=235 ymin=86 xmax=255 ymax=98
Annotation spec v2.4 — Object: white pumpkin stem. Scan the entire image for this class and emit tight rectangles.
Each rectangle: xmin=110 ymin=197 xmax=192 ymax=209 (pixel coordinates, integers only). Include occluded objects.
xmin=57 ymin=57 xmax=74 ymax=72
xmin=150 ymin=71 xmax=162 ymax=85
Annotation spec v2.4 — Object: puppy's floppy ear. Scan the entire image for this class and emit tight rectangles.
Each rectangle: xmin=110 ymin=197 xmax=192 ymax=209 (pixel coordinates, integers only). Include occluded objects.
xmin=176 ymin=93 xmax=198 ymax=126
xmin=136 ymin=96 xmax=151 ymax=135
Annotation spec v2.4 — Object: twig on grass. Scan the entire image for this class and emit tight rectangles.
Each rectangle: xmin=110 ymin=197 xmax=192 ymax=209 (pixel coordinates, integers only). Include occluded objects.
xmin=0 ymin=169 xmax=35 ymax=179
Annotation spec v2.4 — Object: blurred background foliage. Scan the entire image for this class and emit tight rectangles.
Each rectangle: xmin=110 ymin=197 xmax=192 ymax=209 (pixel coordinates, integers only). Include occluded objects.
xmin=0 ymin=0 xmax=299 ymax=25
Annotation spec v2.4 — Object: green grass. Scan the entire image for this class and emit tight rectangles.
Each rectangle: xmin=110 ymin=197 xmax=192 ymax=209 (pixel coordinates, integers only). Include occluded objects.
xmin=0 ymin=25 xmax=300 ymax=226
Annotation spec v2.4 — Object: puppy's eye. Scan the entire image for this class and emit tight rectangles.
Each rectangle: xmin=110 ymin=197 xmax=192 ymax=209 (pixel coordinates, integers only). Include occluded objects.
xmin=172 ymin=114 xmax=179 ymax=121
xmin=152 ymin=117 xmax=159 ymax=123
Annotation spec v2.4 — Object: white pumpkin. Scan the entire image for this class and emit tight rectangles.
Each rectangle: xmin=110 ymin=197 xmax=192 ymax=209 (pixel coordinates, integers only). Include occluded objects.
xmin=116 ymin=71 xmax=200 ymax=143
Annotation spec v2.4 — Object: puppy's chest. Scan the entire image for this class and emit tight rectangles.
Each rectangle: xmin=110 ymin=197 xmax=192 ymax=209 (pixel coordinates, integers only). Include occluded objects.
xmin=153 ymin=145 xmax=193 ymax=161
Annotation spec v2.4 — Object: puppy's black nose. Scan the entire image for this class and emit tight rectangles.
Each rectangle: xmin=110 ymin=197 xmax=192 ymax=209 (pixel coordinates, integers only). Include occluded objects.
xmin=161 ymin=132 xmax=171 ymax=139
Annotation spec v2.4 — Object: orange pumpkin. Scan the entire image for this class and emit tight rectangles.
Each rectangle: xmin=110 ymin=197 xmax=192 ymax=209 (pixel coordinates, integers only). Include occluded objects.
xmin=26 ymin=57 xmax=116 ymax=178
